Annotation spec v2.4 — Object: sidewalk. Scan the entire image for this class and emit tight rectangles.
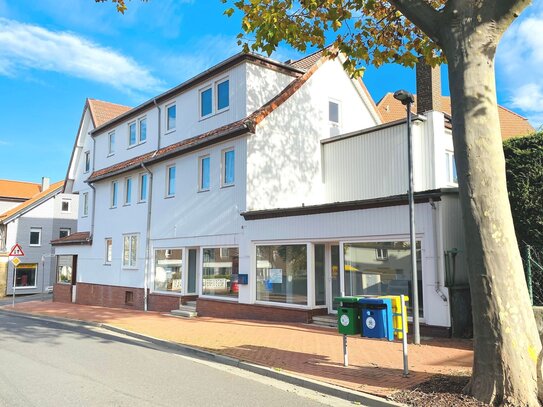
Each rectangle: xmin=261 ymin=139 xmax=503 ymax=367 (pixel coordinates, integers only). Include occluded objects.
xmin=1 ymin=300 xmax=472 ymax=398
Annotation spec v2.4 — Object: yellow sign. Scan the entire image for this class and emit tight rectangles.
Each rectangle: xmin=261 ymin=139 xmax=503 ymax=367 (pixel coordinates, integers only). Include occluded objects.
xmin=11 ymin=257 xmax=21 ymax=267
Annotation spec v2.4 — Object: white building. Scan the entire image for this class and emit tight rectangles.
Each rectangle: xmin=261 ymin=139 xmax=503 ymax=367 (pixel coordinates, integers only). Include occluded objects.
xmin=0 ymin=179 xmax=77 ymax=295
xmin=53 ymin=50 xmax=474 ymax=334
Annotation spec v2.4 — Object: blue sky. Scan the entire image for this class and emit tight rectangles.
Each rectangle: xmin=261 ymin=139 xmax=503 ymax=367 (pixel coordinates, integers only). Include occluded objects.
xmin=0 ymin=0 xmax=541 ymax=184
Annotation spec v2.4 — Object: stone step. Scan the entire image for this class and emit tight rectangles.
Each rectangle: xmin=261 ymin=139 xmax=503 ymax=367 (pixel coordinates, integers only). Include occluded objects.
xmin=170 ymin=309 xmax=198 ymax=318
xmin=184 ymin=301 xmax=197 ymax=308
xmin=312 ymin=315 xmax=338 ymax=328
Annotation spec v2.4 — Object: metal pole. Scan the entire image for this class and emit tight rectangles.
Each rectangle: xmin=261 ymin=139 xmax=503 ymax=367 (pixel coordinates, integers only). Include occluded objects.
xmin=406 ymin=102 xmax=421 ymax=345
xmin=12 ymin=264 xmax=16 ymax=307
xmin=41 ymin=256 xmax=46 ymax=302
xmin=525 ymin=245 xmax=533 ymax=304
xmin=343 ymin=334 xmax=348 ymax=367
xmin=401 ymin=294 xmax=409 ymax=376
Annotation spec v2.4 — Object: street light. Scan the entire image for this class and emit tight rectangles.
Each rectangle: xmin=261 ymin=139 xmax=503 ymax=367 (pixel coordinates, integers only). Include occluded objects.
xmin=393 ymin=89 xmax=421 ymax=345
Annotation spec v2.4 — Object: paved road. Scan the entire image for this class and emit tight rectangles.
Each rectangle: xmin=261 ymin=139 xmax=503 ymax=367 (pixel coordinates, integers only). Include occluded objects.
xmin=0 ymin=313 xmax=353 ymax=407
xmin=0 ymin=293 xmax=52 ymax=306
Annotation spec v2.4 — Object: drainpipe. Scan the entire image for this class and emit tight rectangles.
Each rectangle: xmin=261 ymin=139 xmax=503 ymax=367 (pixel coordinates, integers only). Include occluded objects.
xmin=141 ymin=162 xmax=153 ymax=312
xmin=153 ymin=98 xmax=161 ymax=150
xmin=430 ymin=198 xmax=448 ymax=302
xmin=88 ymin=134 xmax=97 ymax=239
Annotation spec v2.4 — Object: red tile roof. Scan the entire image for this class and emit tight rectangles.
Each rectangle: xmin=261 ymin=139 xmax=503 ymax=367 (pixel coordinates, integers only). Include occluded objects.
xmin=0 ymin=181 xmax=64 ymax=222
xmin=51 ymin=231 xmax=92 ymax=246
xmin=377 ymin=93 xmax=534 ymax=139
xmin=0 ymin=179 xmax=41 ymax=200
xmin=87 ymin=99 xmax=132 ymax=128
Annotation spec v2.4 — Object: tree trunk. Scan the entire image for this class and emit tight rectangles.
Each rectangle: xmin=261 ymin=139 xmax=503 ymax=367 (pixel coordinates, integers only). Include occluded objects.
xmin=443 ymin=20 xmax=542 ymax=406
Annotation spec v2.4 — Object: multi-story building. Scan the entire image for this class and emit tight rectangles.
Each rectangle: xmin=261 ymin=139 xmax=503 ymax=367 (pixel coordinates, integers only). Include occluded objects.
xmin=0 ymin=178 xmax=77 ymax=295
xmin=52 ymin=50 xmax=532 ymax=335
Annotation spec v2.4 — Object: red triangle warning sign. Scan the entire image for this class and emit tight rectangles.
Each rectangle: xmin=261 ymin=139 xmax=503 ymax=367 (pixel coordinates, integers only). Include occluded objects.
xmin=9 ymin=244 xmax=24 ymax=257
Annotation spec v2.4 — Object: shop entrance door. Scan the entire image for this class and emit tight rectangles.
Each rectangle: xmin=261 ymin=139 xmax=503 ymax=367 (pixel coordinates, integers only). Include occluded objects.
xmin=328 ymin=244 xmax=341 ymax=314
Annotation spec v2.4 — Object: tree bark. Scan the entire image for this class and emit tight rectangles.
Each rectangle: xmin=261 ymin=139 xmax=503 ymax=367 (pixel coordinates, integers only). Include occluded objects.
xmin=442 ymin=14 xmax=542 ymax=407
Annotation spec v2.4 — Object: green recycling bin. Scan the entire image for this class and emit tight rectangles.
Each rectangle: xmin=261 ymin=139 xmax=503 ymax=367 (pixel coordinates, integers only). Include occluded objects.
xmin=336 ymin=296 xmax=361 ymax=335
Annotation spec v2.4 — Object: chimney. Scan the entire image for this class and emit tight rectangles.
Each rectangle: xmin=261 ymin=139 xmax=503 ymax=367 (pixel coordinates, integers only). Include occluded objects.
xmin=41 ymin=177 xmax=50 ymax=191
xmin=416 ymin=59 xmax=442 ymax=114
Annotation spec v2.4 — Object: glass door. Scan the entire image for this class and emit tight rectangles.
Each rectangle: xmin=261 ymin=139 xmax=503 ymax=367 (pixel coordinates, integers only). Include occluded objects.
xmin=329 ymin=245 xmax=341 ymax=313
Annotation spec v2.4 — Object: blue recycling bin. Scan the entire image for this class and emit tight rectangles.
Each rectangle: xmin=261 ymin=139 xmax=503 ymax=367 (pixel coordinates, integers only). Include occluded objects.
xmin=359 ymin=297 xmax=394 ymax=341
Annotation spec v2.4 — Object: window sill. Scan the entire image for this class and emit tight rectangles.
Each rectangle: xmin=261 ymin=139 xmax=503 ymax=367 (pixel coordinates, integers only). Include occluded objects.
xmin=107 ymin=153 xmax=115 ymax=158
xmin=165 ymin=129 xmax=176 ymax=135
xmin=199 ymin=294 xmax=238 ymax=302
xmin=122 ymin=267 xmax=138 ymax=271
xmin=103 ymin=263 xmax=111 ymax=266
xmin=29 ymin=245 xmax=41 ymax=247
xmin=137 ymin=200 xmax=147 ymax=204
xmin=197 ymin=189 xmax=210 ymax=193
xmin=220 ymin=183 xmax=235 ymax=189
xmin=123 ymin=203 xmax=132 ymax=207
xmin=14 ymin=286 xmax=38 ymax=290
xmin=164 ymin=195 xmax=175 ymax=199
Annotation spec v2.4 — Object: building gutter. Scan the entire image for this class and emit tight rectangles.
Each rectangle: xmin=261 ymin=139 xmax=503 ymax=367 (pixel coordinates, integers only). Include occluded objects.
xmin=140 ymin=162 xmax=154 ymax=312
xmin=430 ymin=198 xmax=448 ymax=302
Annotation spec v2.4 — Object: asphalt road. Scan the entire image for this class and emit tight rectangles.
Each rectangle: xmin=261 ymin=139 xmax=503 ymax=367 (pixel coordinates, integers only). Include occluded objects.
xmin=0 ymin=313 xmax=354 ymax=407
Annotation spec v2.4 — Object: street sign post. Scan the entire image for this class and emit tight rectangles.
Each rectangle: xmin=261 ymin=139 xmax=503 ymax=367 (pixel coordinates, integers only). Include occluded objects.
xmin=9 ymin=243 xmax=24 ymax=307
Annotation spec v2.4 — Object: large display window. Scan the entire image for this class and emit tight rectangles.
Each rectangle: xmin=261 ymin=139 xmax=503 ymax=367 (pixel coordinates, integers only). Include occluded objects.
xmin=202 ymin=247 xmax=239 ymax=298
xmin=154 ymin=249 xmax=183 ymax=292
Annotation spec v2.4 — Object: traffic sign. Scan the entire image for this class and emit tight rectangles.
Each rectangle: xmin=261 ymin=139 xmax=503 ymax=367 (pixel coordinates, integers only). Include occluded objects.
xmin=9 ymin=244 xmax=24 ymax=257
xmin=11 ymin=257 xmax=20 ymax=267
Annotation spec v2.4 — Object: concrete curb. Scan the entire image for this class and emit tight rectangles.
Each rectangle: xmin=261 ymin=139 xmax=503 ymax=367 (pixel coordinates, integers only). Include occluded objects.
xmin=0 ymin=308 xmax=404 ymax=407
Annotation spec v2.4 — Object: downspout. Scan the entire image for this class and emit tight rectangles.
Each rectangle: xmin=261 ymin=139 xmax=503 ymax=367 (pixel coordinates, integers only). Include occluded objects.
xmin=89 ymin=134 xmax=97 ymax=239
xmin=141 ymin=98 xmax=161 ymax=311
xmin=430 ymin=198 xmax=448 ymax=302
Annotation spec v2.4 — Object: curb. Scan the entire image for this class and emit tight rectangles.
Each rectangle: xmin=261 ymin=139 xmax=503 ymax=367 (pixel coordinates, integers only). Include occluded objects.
xmin=0 ymin=308 xmax=403 ymax=407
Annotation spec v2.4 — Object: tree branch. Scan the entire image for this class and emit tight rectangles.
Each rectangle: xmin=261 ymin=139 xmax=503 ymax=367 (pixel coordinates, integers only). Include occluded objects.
xmin=492 ymin=0 xmax=532 ymax=34
xmin=387 ymin=0 xmax=443 ymax=44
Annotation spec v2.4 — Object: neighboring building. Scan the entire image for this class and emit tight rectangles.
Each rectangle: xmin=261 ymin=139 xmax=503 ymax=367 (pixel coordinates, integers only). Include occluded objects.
xmin=53 ymin=50 xmax=527 ymax=336
xmin=0 ymin=179 xmax=42 ymax=214
xmin=0 ymin=179 xmax=78 ymax=295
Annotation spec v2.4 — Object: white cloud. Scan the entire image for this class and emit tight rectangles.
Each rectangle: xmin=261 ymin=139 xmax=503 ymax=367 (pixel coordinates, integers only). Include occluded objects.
xmin=497 ymin=2 xmax=543 ymax=128
xmin=0 ymin=18 xmax=163 ymax=94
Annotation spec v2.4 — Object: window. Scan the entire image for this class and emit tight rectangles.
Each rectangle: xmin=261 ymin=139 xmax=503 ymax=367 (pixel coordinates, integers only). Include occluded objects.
xmin=445 ymin=151 xmax=458 ymax=184
xmin=84 ymin=151 xmax=90 ymax=173
xmin=199 ymin=156 xmax=210 ymax=191
xmin=128 ymin=122 xmax=137 ymax=146
xmin=167 ymin=104 xmax=176 ymax=131
xmin=202 ymin=247 xmax=239 ymax=298
xmin=123 ymin=234 xmax=138 ymax=268
xmin=29 ymin=228 xmax=41 ymax=246
xmin=125 ymin=178 xmax=132 ymax=205
xmin=256 ymin=244 xmax=307 ymax=305
xmin=217 ymin=79 xmax=229 ymax=111
xmin=139 ymin=118 xmax=147 ymax=143
xmin=59 ymin=228 xmax=71 ymax=239
xmin=139 ymin=173 xmax=148 ymax=202
xmin=15 ymin=264 xmax=37 ymax=288
xmin=344 ymin=241 xmax=423 ymax=317
xmin=376 ymin=248 xmax=389 ymax=260
xmin=57 ymin=256 xmax=73 ymax=284
xmin=329 ymin=101 xmax=340 ymax=124
xmin=154 ymin=249 xmax=183 ymax=292
xmin=61 ymin=199 xmax=71 ymax=213
xmin=82 ymin=192 xmax=89 ymax=216
xmin=111 ymin=181 xmax=118 ymax=208
xmin=200 ymin=87 xmax=212 ymax=117
xmin=222 ymin=148 xmax=235 ymax=186
xmin=105 ymin=238 xmax=112 ymax=263
xmin=166 ymin=165 xmax=176 ymax=197
xmin=108 ymin=131 xmax=115 ymax=155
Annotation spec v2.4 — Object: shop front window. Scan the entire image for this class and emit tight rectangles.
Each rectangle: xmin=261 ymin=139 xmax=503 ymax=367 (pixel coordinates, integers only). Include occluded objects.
xmin=343 ymin=241 xmax=423 ymax=317
xmin=202 ymin=247 xmax=239 ymax=298
xmin=154 ymin=249 xmax=182 ymax=292
xmin=57 ymin=256 xmax=73 ymax=284
xmin=256 ymin=244 xmax=307 ymax=305
xmin=15 ymin=264 xmax=37 ymax=287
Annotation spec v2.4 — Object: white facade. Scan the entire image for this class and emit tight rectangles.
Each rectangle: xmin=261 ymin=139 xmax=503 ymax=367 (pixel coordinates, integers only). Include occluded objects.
xmin=55 ymin=51 xmax=465 ymax=329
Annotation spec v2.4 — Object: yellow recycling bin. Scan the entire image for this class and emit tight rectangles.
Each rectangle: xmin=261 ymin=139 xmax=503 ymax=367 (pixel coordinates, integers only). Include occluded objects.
xmin=381 ymin=295 xmax=409 ymax=339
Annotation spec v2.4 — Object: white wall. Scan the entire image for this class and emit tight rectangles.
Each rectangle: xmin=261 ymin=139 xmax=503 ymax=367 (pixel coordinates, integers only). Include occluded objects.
xmin=245 ymin=62 xmax=295 ymax=114
xmin=246 ymin=59 xmax=379 ymax=211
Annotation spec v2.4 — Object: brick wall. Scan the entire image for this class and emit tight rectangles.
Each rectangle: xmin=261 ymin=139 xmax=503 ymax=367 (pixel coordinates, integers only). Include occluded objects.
xmin=53 ymin=283 xmax=72 ymax=303
xmin=196 ymin=298 xmax=328 ymax=323
xmin=416 ymin=59 xmax=442 ymax=114
xmin=76 ymin=283 xmax=146 ymax=310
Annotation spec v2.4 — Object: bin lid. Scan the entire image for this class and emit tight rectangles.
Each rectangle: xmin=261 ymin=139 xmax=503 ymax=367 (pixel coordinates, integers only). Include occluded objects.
xmin=334 ymin=296 xmax=360 ymax=303
xmin=358 ymin=297 xmax=392 ymax=306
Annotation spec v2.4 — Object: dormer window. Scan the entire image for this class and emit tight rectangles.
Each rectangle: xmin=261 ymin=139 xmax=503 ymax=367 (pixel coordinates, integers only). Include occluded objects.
xmin=199 ymin=78 xmax=229 ymax=119
xmin=166 ymin=104 xmax=176 ymax=131
xmin=128 ymin=122 xmax=137 ymax=146
xmin=217 ymin=79 xmax=229 ymax=110
xmin=200 ymin=87 xmax=213 ymax=117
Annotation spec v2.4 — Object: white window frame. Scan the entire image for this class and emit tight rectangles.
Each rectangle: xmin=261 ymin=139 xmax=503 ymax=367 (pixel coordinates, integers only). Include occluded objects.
xmin=151 ymin=247 xmax=185 ymax=295
xmin=122 ymin=233 xmax=139 ymax=269
xmin=138 ymin=117 xmax=147 ymax=143
xmin=216 ymin=78 xmax=230 ymax=113
xmin=199 ymin=85 xmax=213 ymax=119
xmin=445 ymin=150 xmax=458 ymax=185
xmin=166 ymin=165 xmax=176 ymax=197
xmin=61 ymin=198 xmax=71 ymax=213
xmin=221 ymin=147 xmax=235 ymax=187
xmin=82 ymin=192 xmax=89 ymax=217
xmin=29 ymin=227 xmax=42 ymax=247
xmin=199 ymin=76 xmax=230 ymax=120
xmin=111 ymin=181 xmax=118 ymax=208
xmin=84 ymin=151 xmax=91 ymax=173
xmin=108 ymin=131 xmax=115 ymax=156
xmin=128 ymin=121 xmax=137 ymax=147
xmin=124 ymin=177 xmax=132 ymax=205
xmin=329 ymin=99 xmax=341 ymax=127
xmin=105 ymin=238 xmax=112 ymax=264
xmin=198 ymin=155 xmax=210 ymax=192
xmin=59 ymin=228 xmax=71 ymax=239
xmin=199 ymin=245 xmax=240 ymax=302
xmin=375 ymin=248 xmax=389 ymax=260
xmin=139 ymin=173 xmax=148 ymax=203
xmin=166 ymin=103 xmax=176 ymax=132
xmin=14 ymin=263 xmax=38 ymax=289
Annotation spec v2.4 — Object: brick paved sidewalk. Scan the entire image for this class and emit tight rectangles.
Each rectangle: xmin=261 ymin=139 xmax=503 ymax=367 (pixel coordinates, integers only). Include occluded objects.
xmin=2 ymin=300 xmax=472 ymax=397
